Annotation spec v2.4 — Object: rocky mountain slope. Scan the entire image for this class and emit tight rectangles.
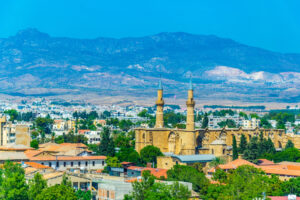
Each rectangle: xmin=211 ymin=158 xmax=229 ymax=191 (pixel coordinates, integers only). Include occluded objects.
xmin=0 ymin=28 xmax=299 ymax=102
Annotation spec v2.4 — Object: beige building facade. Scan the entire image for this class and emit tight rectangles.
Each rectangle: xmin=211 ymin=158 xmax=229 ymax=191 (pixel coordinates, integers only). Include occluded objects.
xmin=135 ymin=80 xmax=295 ymax=162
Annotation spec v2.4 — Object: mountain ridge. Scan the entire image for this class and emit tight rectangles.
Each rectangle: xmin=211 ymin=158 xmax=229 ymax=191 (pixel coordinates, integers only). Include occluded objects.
xmin=0 ymin=28 xmax=300 ymax=102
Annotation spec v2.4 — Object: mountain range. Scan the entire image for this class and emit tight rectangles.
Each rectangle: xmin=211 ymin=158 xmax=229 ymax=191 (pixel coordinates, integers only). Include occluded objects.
xmin=0 ymin=28 xmax=300 ymax=103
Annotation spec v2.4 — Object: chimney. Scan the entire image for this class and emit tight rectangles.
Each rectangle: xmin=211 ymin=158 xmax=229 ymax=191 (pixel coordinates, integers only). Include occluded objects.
xmin=146 ymin=163 xmax=152 ymax=168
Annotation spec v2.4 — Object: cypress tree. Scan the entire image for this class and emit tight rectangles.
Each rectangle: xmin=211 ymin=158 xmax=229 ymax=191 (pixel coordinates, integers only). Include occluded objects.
xmin=98 ymin=127 xmax=115 ymax=156
xmin=201 ymin=113 xmax=209 ymax=128
xmin=232 ymin=135 xmax=238 ymax=160
xmin=239 ymin=134 xmax=247 ymax=154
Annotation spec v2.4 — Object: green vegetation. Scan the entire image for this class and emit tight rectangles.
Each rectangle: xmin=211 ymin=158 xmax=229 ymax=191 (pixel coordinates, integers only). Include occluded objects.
xmin=98 ymin=127 xmax=115 ymax=157
xmin=212 ymin=109 xmax=234 ymax=117
xmin=125 ymin=170 xmax=190 ymax=200
xmin=4 ymin=109 xmax=18 ymax=122
xmin=30 ymin=139 xmax=39 ymax=149
xmin=167 ymin=165 xmax=209 ymax=194
xmin=73 ymin=111 xmax=99 ymax=131
xmin=201 ymin=113 xmax=209 ymax=128
xmin=242 ymin=133 xmax=275 ymax=162
xmin=54 ymin=132 xmax=88 ymax=144
xmin=140 ymin=145 xmax=163 ymax=166
xmin=217 ymin=119 xmax=236 ymax=128
xmin=232 ymin=135 xmax=238 ymax=160
xmin=204 ymin=165 xmax=282 ymax=199
xmin=0 ymin=162 xmax=86 ymax=200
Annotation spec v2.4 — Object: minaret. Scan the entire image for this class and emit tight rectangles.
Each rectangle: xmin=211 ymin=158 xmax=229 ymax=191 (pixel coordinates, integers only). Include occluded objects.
xmin=186 ymin=77 xmax=195 ymax=131
xmin=155 ymin=79 xmax=164 ymax=128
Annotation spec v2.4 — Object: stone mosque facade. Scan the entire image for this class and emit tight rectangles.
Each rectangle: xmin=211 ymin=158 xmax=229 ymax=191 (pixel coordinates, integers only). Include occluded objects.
xmin=135 ymin=80 xmax=300 ymax=162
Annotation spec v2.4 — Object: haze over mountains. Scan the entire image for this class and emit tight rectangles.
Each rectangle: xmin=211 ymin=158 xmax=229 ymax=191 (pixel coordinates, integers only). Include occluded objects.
xmin=0 ymin=28 xmax=300 ymax=103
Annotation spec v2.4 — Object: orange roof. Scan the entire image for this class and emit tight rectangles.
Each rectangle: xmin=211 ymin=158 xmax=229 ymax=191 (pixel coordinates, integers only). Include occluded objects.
xmin=121 ymin=162 xmax=133 ymax=165
xmin=24 ymin=162 xmax=50 ymax=169
xmin=211 ymin=158 xmax=300 ymax=177
xmin=125 ymin=178 xmax=142 ymax=183
xmin=218 ymin=159 xmax=257 ymax=170
xmin=96 ymin=169 xmax=103 ymax=173
xmin=257 ymin=159 xmax=275 ymax=166
xmin=30 ymin=155 xmax=106 ymax=161
xmin=24 ymin=150 xmax=43 ymax=158
xmin=59 ymin=143 xmax=87 ymax=148
xmin=78 ymin=130 xmax=90 ymax=134
xmin=127 ymin=166 xmax=168 ymax=178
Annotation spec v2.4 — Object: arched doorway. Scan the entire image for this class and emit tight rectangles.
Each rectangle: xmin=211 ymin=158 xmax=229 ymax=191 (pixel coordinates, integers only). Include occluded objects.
xmin=168 ymin=132 xmax=176 ymax=153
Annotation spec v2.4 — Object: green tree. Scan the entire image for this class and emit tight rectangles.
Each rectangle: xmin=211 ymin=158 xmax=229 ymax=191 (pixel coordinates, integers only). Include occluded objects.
xmin=212 ymin=169 xmax=228 ymax=184
xmin=0 ymin=161 xmax=28 ymax=200
xmin=30 ymin=139 xmax=39 ymax=149
xmin=98 ymin=127 xmax=115 ymax=156
xmin=4 ymin=109 xmax=18 ymax=122
xmin=232 ymin=135 xmax=238 ymax=160
xmin=105 ymin=156 xmax=122 ymax=168
xmin=218 ymin=119 xmax=236 ymax=128
xmin=28 ymin=173 xmax=47 ymax=200
xmin=76 ymin=189 xmax=92 ymax=200
xmin=239 ymin=134 xmax=247 ymax=154
xmin=243 ymin=136 xmax=260 ymax=162
xmin=140 ymin=145 xmax=163 ymax=166
xmin=285 ymin=140 xmax=295 ymax=149
xmin=36 ymin=184 xmax=77 ymax=200
xmin=167 ymin=165 xmax=209 ymax=194
xmin=125 ymin=170 xmax=191 ymax=200
xmin=204 ymin=165 xmax=269 ymax=200
xmin=209 ymin=157 xmax=226 ymax=168
xmin=116 ymin=148 xmax=140 ymax=164
xmin=201 ymin=113 xmax=208 ymax=128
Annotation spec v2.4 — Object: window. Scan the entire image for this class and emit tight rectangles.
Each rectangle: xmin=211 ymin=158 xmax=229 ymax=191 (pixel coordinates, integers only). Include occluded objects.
xmin=107 ymin=191 xmax=109 ymax=198
xmin=56 ymin=162 xmax=59 ymax=168
xmin=92 ymin=161 xmax=95 ymax=166
xmin=41 ymin=162 xmax=44 ymax=165
xmin=78 ymin=162 xmax=81 ymax=167
xmin=49 ymin=162 xmax=52 ymax=167
xmin=85 ymin=161 xmax=88 ymax=166
xmin=71 ymin=162 xmax=73 ymax=167
xmin=64 ymin=162 xmax=66 ymax=167
xmin=102 ymin=161 xmax=104 ymax=166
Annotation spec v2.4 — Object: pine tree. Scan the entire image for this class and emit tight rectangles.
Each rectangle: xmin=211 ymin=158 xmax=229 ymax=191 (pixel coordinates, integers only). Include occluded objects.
xmin=239 ymin=134 xmax=247 ymax=154
xmin=98 ymin=127 xmax=115 ymax=156
xmin=285 ymin=140 xmax=295 ymax=150
xmin=232 ymin=135 xmax=238 ymax=160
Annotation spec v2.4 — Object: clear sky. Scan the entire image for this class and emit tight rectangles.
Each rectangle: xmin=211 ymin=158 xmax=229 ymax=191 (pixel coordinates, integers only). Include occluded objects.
xmin=1 ymin=0 xmax=300 ymax=53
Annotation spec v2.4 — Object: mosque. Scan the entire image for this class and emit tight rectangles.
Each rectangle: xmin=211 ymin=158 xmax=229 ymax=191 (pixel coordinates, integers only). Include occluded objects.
xmin=135 ymin=79 xmax=298 ymax=169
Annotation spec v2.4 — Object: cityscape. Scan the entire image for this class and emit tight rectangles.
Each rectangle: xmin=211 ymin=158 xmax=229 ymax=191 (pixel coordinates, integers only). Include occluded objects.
xmin=1 ymin=1 xmax=300 ymax=200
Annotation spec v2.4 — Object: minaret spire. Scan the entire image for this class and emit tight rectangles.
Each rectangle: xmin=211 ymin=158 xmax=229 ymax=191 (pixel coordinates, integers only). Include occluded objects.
xmin=155 ymin=78 xmax=164 ymax=128
xmin=186 ymin=75 xmax=195 ymax=131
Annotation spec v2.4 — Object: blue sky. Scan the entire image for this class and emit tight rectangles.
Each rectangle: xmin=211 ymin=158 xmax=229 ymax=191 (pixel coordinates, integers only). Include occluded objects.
xmin=1 ymin=0 xmax=300 ymax=53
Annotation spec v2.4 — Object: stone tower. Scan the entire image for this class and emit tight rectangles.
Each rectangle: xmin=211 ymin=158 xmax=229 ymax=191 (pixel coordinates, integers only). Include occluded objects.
xmin=155 ymin=79 xmax=164 ymax=128
xmin=186 ymin=77 xmax=195 ymax=131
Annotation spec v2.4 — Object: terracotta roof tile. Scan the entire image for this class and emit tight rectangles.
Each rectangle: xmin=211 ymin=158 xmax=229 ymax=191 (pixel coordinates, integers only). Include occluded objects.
xmin=30 ymin=155 xmax=106 ymax=161
xmin=24 ymin=162 xmax=51 ymax=169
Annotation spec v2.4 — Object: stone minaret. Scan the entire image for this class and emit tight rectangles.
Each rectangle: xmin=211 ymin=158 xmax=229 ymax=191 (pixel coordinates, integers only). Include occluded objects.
xmin=155 ymin=79 xmax=164 ymax=128
xmin=186 ymin=77 xmax=195 ymax=131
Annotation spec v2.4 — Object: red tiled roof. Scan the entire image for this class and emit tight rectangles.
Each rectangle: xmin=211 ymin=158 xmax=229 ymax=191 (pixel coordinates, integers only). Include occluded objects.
xmin=127 ymin=166 xmax=168 ymax=178
xmin=218 ymin=159 xmax=257 ymax=170
xmin=24 ymin=162 xmax=50 ymax=169
xmin=268 ymin=196 xmax=300 ymax=200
